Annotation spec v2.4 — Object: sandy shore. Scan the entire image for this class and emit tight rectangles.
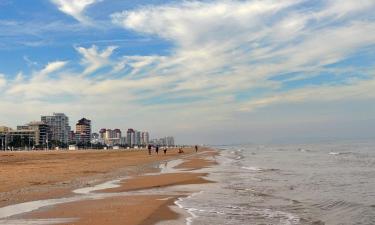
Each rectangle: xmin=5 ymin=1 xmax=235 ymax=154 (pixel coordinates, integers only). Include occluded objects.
xmin=0 ymin=147 xmax=218 ymax=225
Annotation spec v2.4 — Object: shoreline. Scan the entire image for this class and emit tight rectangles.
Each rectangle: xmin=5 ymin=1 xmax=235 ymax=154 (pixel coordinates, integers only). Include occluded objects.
xmin=0 ymin=147 xmax=219 ymax=225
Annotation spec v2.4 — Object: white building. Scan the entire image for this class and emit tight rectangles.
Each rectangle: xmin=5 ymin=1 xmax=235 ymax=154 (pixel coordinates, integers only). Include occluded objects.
xmin=41 ymin=113 xmax=70 ymax=144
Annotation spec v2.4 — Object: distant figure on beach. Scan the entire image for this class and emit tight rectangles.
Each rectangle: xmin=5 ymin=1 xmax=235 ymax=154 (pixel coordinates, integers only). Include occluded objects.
xmin=156 ymin=145 xmax=159 ymax=154
xmin=178 ymin=148 xmax=184 ymax=154
xmin=195 ymin=145 xmax=198 ymax=152
xmin=147 ymin=144 xmax=152 ymax=155
xmin=163 ymin=147 xmax=167 ymax=155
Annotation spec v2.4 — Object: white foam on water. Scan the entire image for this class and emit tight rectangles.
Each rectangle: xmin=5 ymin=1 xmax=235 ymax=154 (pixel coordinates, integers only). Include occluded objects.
xmin=262 ymin=208 xmax=300 ymax=225
xmin=242 ymin=166 xmax=263 ymax=171
xmin=174 ymin=191 xmax=203 ymax=225
xmin=329 ymin=152 xmax=341 ymax=155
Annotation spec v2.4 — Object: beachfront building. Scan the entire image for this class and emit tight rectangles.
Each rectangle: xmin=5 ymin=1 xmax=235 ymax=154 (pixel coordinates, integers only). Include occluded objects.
xmin=135 ymin=131 xmax=141 ymax=146
xmin=0 ymin=122 xmax=51 ymax=150
xmin=127 ymin=128 xmax=135 ymax=147
xmin=150 ymin=136 xmax=175 ymax=147
xmin=41 ymin=113 xmax=70 ymax=145
xmin=141 ymin=131 xmax=150 ymax=146
xmin=120 ymin=137 xmax=127 ymax=145
xmin=75 ymin=118 xmax=91 ymax=144
xmin=166 ymin=136 xmax=175 ymax=146
xmin=99 ymin=128 xmax=106 ymax=139
xmin=0 ymin=126 xmax=12 ymax=150
xmin=24 ymin=121 xmax=50 ymax=146
xmin=98 ymin=128 xmax=122 ymax=146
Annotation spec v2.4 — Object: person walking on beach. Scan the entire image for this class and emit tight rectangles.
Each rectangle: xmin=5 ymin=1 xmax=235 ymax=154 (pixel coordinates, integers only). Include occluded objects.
xmin=163 ymin=147 xmax=167 ymax=155
xmin=155 ymin=145 xmax=159 ymax=154
xmin=195 ymin=145 xmax=198 ymax=152
xmin=148 ymin=144 xmax=152 ymax=155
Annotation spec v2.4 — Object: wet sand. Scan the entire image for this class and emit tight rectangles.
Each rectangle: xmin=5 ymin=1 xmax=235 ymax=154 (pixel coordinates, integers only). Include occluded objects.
xmin=0 ymin=148 xmax=194 ymax=207
xmin=0 ymin=147 xmax=218 ymax=225
xmin=27 ymin=195 xmax=181 ymax=225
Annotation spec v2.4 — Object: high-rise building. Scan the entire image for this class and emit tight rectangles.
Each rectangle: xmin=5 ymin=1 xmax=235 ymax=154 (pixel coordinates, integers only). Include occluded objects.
xmin=166 ymin=136 xmax=175 ymax=146
xmin=113 ymin=129 xmax=121 ymax=139
xmin=105 ymin=129 xmax=113 ymax=139
xmin=135 ymin=131 xmax=141 ymax=146
xmin=98 ymin=128 xmax=122 ymax=146
xmin=99 ymin=128 xmax=106 ymax=140
xmin=75 ymin=118 xmax=91 ymax=144
xmin=41 ymin=113 xmax=70 ymax=144
xmin=126 ymin=129 xmax=135 ymax=146
xmin=141 ymin=131 xmax=149 ymax=145
xmin=120 ymin=137 xmax=127 ymax=145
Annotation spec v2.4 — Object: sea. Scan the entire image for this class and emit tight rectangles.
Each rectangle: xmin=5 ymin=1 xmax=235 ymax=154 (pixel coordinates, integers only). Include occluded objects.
xmin=175 ymin=141 xmax=375 ymax=225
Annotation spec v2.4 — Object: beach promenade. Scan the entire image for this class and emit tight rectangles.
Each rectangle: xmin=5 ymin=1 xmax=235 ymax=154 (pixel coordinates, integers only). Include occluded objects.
xmin=0 ymin=147 xmax=217 ymax=224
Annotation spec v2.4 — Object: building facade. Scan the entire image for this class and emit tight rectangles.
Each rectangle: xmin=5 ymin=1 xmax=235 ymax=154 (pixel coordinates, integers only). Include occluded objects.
xmin=75 ymin=118 xmax=91 ymax=144
xmin=41 ymin=113 xmax=70 ymax=144
xmin=0 ymin=122 xmax=51 ymax=149
xmin=126 ymin=128 xmax=135 ymax=147
xmin=97 ymin=128 xmax=122 ymax=146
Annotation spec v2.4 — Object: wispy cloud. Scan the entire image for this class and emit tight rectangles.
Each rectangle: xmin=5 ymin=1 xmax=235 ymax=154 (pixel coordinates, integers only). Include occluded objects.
xmin=75 ymin=45 xmax=117 ymax=75
xmin=51 ymin=0 xmax=98 ymax=24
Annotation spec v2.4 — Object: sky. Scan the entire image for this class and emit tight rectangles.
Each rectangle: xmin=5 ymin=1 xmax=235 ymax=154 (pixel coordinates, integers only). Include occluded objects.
xmin=0 ymin=0 xmax=375 ymax=144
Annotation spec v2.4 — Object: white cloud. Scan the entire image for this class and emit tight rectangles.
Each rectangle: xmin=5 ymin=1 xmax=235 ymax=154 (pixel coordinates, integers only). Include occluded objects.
xmin=2 ymin=0 xmax=375 ymax=143
xmin=40 ymin=61 xmax=68 ymax=75
xmin=239 ymin=77 xmax=375 ymax=112
xmin=0 ymin=74 xmax=6 ymax=89
xmin=75 ymin=45 xmax=117 ymax=75
xmin=110 ymin=0 xmax=375 ymax=97
xmin=51 ymin=0 xmax=97 ymax=24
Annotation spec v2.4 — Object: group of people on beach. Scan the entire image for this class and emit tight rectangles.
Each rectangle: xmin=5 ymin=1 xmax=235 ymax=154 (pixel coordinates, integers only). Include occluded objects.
xmin=147 ymin=145 xmax=167 ymax=155
xmin=146 ymin=145 xmax=199 ymax=155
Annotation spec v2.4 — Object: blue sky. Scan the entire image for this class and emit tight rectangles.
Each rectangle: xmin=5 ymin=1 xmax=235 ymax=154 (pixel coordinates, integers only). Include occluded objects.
xmin=0 ymin=0 xmax=375 ymax=144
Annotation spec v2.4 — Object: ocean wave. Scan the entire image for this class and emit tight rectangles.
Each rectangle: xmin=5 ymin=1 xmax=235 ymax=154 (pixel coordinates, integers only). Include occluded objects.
xmin=241 ymin=166 xmax=280 ymax=172
xmin=329 ymin=152 xmax=341 ymax=155
xmin=262 ymin=208 xmax=300 ymax=225
xmin=242 ymin=166 xmax=263 ymax=171
xmin=329 ymin=152 xmax=353 ymax=156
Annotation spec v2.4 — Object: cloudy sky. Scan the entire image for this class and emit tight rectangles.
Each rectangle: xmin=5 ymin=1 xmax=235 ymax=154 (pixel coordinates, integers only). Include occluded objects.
xmin=0 ymin=0 xmax=375 ymax=144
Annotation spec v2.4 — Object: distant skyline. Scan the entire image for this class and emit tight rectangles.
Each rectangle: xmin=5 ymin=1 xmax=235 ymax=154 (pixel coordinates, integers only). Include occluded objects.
xmin=0 ymin=0 xmax=375 ymax=144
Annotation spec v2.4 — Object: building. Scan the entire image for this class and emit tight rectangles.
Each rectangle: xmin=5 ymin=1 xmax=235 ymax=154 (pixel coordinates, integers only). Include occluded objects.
xmin=165 ymin=136 xmax=175 ymax=146
xmin=26 ymin=121 xmax=50 ymax=146
xmin=0 ymin=122 xmax=50 ymax=149
xmin=126 ymin=129 xmax=135 ymax=147
xmin=41 ymin=113 xmax=70 ymax=144
xmin=75 ymin=118 xmax=91 ymax=144
xmin=0 ymin=126 xmax=12 ymax=150
xmin=141 ymin=132 xmax=149 ymax=145
xmin=120 ymin=137 xmax=127 ymax=145
xmin=99 ymin=128 xmax=106 ymax=140
xmin=135 ymin=131 xmax=141 ymax=146
xmin=149 ymin=136 xmax=175 ymax=147
xmin=114 ymin=129 xmax=121 ymax=139
xmin=97 ymin=128 xmax=122 ymax=146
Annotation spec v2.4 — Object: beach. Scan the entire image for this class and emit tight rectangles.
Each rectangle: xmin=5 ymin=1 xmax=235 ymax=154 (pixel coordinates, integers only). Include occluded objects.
xmin=0 ymin=147 xmax=218 ymax=225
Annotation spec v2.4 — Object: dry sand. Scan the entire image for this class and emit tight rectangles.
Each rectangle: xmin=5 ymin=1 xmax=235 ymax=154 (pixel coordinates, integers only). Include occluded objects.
xmin=0 ymin=147 xmax=218 ymax=225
